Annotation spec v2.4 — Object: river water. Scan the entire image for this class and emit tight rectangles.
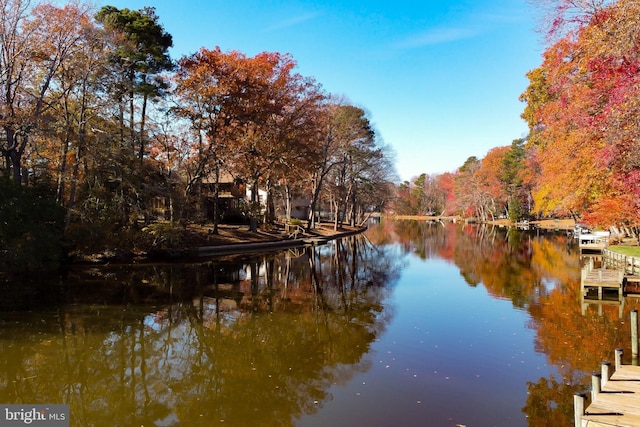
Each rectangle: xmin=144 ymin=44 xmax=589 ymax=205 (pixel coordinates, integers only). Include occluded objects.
xmin=0 ymin=220 xmax=637 ymax=426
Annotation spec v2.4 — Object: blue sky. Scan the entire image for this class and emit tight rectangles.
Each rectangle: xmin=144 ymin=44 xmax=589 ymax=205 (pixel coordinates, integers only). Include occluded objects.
xmin=99 ymin=0 xmax=544 ymax=182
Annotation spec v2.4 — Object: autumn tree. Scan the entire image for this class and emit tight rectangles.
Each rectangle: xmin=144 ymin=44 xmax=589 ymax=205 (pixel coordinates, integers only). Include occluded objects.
xmin=522 ymin=0 xmax=640 ymax=229
xmin=519 ymin=22 xmax=600 ymax=219
xmin=174 ymin=47 xmax=268 ymax=233
xmin=26 ymin=3 xmax=108 ymax=228
xmin=393 ymin=181 xmax=414 ymax=215
xmin=229 ymin=52 xmax=325 ymax=230
xmin=0 ymin=0 xmax=87 ymax=185
xmin=454 ymin=156 xmax=485 ymax=219
xmin=476 ymin=146 xmax=511 ymax=219
xmin=530 ymin=0 xmax=612 ymax=41
xmin=393 ymin=173 xmax=446 ymax=216
xmin=519 ymin=67 xmax=553 ymax=147
xmin=436 ymin=172 xmax=456 ymax=216
xmin=421 ymin=174 xmax=447 ymax=215
xmin=579 ymin=0 xmax=640 ymax=230
xmin=263 ymin=76 xmax=326 ymax=227
xmin=303 ymin=102 xmax=345 ymax=231
xmin=323 ymin=104 xmax=378 ymax=229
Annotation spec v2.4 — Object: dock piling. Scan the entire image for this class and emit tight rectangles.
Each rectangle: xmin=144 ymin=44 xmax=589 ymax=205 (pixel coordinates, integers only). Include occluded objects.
xmin=632 ymin=309 xmax=638 ymax=363
xmin=574 ymin=392 xmax=586 ymax=427
xmin=591 ymin=372 xmax=601 ymax=401
xmin=574 ymin=312 xmax=640 ymax=426
xmin=601 ymin=361 xmax=611 ymax=387
xmin=615 ymin=348 xmax=623 ymax=370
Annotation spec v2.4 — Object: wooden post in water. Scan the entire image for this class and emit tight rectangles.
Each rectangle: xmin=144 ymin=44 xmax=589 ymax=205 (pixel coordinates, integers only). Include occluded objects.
xmin=632 ymin=309 xmax=638 ymax=363
xmin=591 ymin=372 xmax=601 ymax=401
xmin=601 ymin=361 xmax=611 ymax=388
xmin=615 ymin=348 xmax=624 ymax=370
xmin=574 ymin=392 xmax=586 ymax=427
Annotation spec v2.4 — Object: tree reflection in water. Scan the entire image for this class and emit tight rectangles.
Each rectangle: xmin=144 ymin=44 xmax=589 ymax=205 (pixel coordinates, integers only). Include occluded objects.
xmin=3 ymin=222 xmax=640 ymax=426
xmin=378 ymin=220 xmax=640 ymax=426
xmin=0 ymin=234 xmax=400 ymax=426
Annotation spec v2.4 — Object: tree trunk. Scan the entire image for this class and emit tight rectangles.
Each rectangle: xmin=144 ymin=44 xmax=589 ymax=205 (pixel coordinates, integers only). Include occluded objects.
xmin=212 ymin=164 xmax=220 ymax=234
xmin=118 ymin=96 xmax=126 ymax=147
xmin=57 ymin=97 xmax=73 ymax=203
xmin=285 ymin=181 xmax=293 ymax=231
xmin=249 ymin=180 xmax=259 ymax=232
xmin=5 ymin=129 xmax=28 ymax=185
xmin=307 ymin=173 xmax=321 ymax=232
xmin=65 ymin=135 xmax=83 ymax=229
xmin=265 ymin=177 xmax=275 ymax=225
xmin=129 ymin=74 xmax=136 ymax=152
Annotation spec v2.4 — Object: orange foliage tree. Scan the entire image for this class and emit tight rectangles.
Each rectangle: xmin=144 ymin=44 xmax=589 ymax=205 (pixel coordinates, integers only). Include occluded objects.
xmin=402 ymin=0 xmax=640 ymax=230
xmin=174 ymin=47 xmax=262 ymax=232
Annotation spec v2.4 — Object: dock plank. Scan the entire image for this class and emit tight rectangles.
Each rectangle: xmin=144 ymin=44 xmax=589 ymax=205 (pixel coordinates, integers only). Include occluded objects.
xmin=589 ymin=394 xmax=640 ymax=415
xmin=583 ymin=269 xmax=624 ymax=286
xmin=581 ymin=365 xmax=640 ymax=426
xmin=610 ymin=365 xmax=640 ymax=379
xmin=581 ymin=409 xmax=640 ymax=427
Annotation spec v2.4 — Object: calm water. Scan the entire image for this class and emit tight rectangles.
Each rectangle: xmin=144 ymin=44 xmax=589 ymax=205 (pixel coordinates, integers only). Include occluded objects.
xmin=0 ymin=220 xmax=638 ymax=426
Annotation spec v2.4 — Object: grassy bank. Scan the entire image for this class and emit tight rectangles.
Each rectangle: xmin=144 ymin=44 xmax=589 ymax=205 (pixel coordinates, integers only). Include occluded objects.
xmin=608 ymin=245 xmax=640 ymax=257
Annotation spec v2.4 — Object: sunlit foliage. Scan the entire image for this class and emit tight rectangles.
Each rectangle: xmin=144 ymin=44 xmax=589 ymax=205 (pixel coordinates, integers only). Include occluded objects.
xmin=0 ymin=0 xmax=396 ymax=269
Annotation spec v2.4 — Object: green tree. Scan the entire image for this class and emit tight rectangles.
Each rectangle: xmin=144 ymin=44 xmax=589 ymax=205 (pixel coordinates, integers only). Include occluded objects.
xmin=411 ymin=173 xmax=427 ymax=214
xmin=501 ymin=138 xmax=530 ymax=220
xmin=95 ymin=6 xmax=173 ymax=160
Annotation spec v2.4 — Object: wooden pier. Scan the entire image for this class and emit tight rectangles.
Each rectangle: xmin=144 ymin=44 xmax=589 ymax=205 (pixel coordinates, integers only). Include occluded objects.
xmin=603 ymin=249 xmax=640 ymax=277
xmin=574 ymin=311 xmax=640 ymax=426
xmin=581 ymin=251 xmax=640 ymax=317
xmin=581 ymin=266 xmax=625 ymax=300
xmin=575 ymin=356 xmax=640 ymax=426
xmin=578 ymin=232 xmax=610 ymax=254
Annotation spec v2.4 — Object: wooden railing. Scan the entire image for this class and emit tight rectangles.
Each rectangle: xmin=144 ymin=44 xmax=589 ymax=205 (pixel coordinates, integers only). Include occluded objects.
xmin=603 ymin=248 xmax=640 ymax=276
xmin=287 ymin=224 xmax=306 ymax=239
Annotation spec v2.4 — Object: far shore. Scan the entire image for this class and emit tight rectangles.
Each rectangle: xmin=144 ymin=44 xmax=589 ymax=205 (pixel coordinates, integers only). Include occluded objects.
xmin=70 ymin=217 xmax=583 ymax=265
xmin=386 ymin=215 xmax=576 ymax=231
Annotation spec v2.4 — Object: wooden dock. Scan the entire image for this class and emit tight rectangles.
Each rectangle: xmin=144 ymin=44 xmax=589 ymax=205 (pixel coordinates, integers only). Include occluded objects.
xmin=581 ymin=267 xmax=624 ymax=299
xmin=575 ymin=311 xmax=640 ymax=426
xmin=579 ymin=232 xmax=610 ymax=253
xmin=603 ymin=249 xmax=640 ymax=277
xmin=575 ymin=350 xmax=640 ymax=426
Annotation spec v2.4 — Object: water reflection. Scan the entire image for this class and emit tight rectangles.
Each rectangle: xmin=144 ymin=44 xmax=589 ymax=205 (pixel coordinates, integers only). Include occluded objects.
xmin=373 ymin=220 xmax=640 ymax=426
xmin=2 ymin=222 xmax=640 ymax=426
xmin=0 ymin=236 xmax=400 ymax=426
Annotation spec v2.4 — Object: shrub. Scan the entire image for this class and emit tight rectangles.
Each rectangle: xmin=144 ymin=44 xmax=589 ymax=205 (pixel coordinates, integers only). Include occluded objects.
xmin=0 ymin=180 xmax=65 ymax=271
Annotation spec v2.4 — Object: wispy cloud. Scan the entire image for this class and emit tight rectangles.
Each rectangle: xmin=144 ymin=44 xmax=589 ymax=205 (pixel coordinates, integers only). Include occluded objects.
xmin=395 ymin=27 xmax=478 ymax=49
xmin=264 ymin=12 xmax=322 ymax=32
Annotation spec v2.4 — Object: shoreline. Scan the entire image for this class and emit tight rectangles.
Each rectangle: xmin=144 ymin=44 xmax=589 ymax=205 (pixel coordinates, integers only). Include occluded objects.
xmin=69 ymin=217 xmax=579 ymax=266
xmin=194 ymin=225 xmax=365 ymax=257
xmin=70 ymin=223 xmax=368 ymax=265
xmin=386 ymin=215 xmax=576 ymax=231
